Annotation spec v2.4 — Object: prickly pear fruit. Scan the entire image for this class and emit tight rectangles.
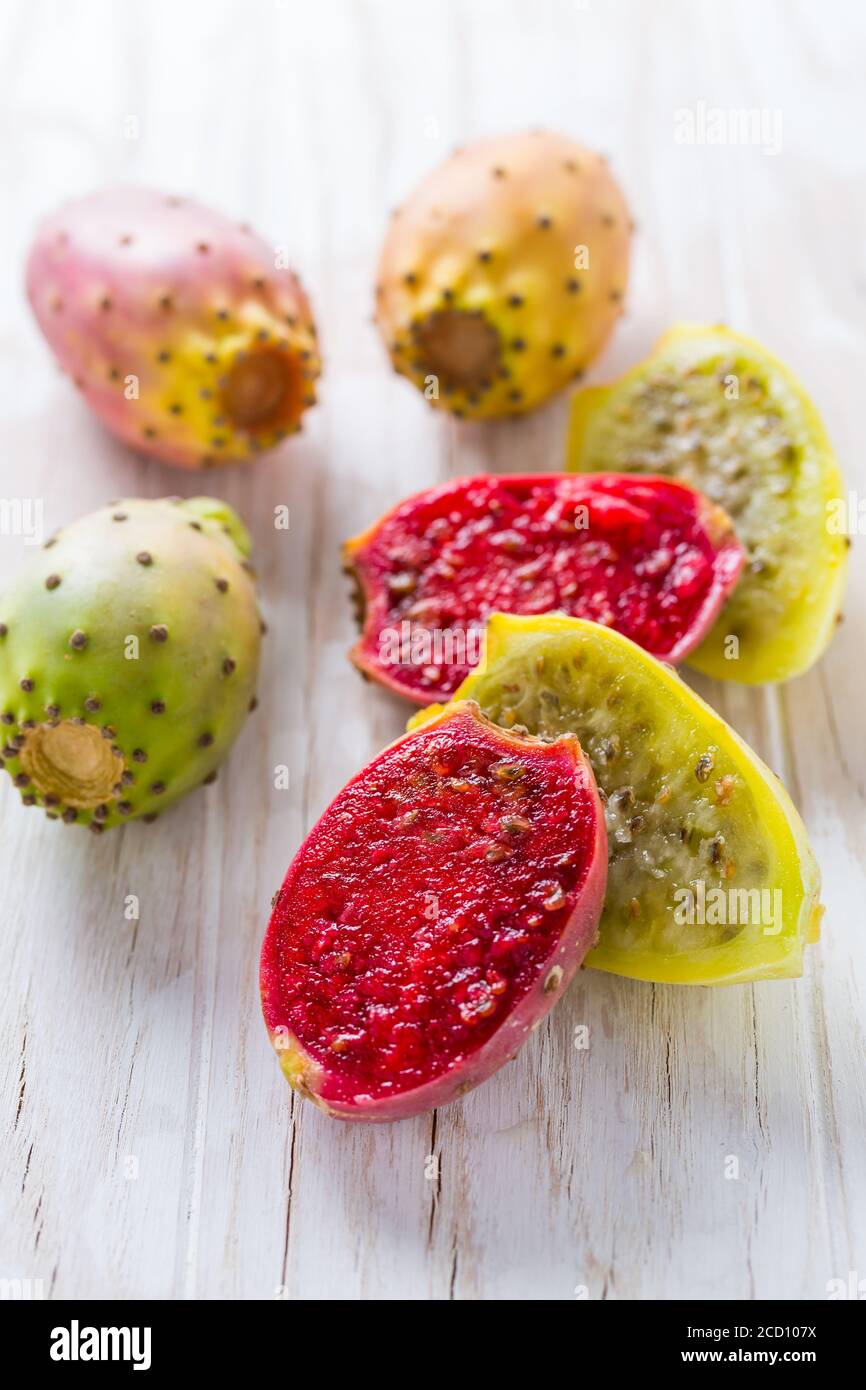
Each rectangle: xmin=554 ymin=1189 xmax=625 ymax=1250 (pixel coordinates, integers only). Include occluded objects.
xmin=568 ymin=324 xmax=849 ymax=682
xmin=410 ymin=615 xmax=822 ymax=986
xmin=374 ymin=131 xmax=631 ymax=419
xmin=344 ymin=473 xmax=744 ymax=704
xmin=260 ymin=700 xmax=607 ymax=1121
xmin=0 ymin=496 xmax=262 ymax=830
xmin=26 ymin=187 xmax=320 ymax=468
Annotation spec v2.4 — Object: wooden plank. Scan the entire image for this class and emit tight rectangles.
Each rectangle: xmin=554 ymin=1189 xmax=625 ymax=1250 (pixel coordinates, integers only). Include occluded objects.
xmin=0 ymin=0 xmax=863 ymax=1301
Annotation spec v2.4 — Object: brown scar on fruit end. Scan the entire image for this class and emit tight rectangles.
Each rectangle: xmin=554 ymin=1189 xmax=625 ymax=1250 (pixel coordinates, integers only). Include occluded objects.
xmin=221 ymin=346 xmax=304 ymax=432
xmin=18 ymin=721 xmax=125 ymax=809
xmin=410 ymin=308 xmax=501 ymax=390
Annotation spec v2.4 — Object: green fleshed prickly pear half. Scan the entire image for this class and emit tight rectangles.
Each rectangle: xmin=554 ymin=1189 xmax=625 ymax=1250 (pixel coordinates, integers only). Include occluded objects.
xmin=0 ymin=497 xmax=262 ymax=831
xmin=567 ymin=325 xmax=849 ymax=683
xmin=375 ymin=131 xmax=631 ymax=419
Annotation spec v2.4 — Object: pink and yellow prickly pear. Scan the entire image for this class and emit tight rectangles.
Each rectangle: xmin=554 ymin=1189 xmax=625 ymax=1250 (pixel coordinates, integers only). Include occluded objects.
xmin=374 ymin=131 xmax=631 ymax=420
xmin=26 ymin=188 xmax=320 ymax=469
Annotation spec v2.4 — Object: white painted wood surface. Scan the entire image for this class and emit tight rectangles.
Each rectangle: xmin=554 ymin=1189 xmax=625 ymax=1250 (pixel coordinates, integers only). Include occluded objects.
xmin=0 ymin=0 xmax=864 ymax=1301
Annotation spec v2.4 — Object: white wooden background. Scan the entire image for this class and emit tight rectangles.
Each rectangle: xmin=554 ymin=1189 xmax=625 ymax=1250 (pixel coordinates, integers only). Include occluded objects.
xmin=0 ymin=0 xmax=863 ymax=1302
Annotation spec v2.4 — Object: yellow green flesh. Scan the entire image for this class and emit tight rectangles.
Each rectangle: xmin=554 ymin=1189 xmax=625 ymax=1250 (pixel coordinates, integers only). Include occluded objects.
xmin=567 ymin=324 xmax=848 ymax=683
xmin=410 ymin=614 xmax=821 ymax=985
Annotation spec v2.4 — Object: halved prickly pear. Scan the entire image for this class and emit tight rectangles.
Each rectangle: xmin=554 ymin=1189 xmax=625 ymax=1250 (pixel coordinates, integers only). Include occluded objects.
xmin=0 ymin=496 xmax=262 ymax=830
xmin=26 ymin=187 xmax=320 ymax=468
xmin=410 ymin=615 xmax=821 ymax=986
xmin=375 ymin=131 xmax=631 ymax=419
xmin=344 ymin=473 xmax=744 ymax=704
xmin=260 ymin=701 xmax=606 ymax=1121
xmin=567 ymin=324 xmax=848 ymax=682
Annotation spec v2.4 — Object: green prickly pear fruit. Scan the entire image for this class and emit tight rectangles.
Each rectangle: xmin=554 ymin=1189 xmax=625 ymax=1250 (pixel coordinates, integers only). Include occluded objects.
xmin=0 ymin=496 xmax=262 ymax=831
xmin=375 ymin=131 xmax=631 ymax=419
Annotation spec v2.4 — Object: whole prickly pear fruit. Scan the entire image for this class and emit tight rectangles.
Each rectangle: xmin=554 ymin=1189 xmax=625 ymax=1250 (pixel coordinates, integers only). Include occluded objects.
xmin=261 ymin=701 xmax=607 ymax=1121
xmin=374 ymin=131 xmax=631 ymax=419
xmin=0 ymin=496 xmax=262 ymax=830
xmin=26 ymin=188 xmax=320 ymax=468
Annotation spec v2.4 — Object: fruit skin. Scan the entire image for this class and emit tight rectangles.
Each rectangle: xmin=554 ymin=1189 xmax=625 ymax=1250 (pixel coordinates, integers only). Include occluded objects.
xmin=0 ymin=496 xmax=262 ymax=829
xmin=344 ymin=472 xmax=744 ymax=704
xmin=26 ymin=187 xmax=320 ymax=468
xmin=410 ymin=614 xmax=822 ymax=986
xmin=260 ymin=701 xmax=607 ymax=1121
xmin=375 ymin=131 xmax=631 ymax=420
xmin=567 ymin=323 xmax=849 ymax=683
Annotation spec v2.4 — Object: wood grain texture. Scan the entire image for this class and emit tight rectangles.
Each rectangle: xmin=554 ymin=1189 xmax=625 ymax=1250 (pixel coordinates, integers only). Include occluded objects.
xmin=0 ymin=0 xmax=864 ymax=1301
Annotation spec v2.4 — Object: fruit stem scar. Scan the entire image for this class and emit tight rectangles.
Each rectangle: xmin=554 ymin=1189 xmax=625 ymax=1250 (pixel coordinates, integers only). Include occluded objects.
xmin=18 ymin=721 xmax=125 ymax=808
xmin=411 ymin=309 xmax=502 ymax=389
xmin=221 ymin=346 xmax=301 ymax=429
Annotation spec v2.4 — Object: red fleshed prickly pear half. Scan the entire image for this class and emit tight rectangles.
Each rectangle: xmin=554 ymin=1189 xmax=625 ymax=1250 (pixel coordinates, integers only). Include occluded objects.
xmin=343 ymin=473 xmax=745 ymax=705
xmin=26 ymin=187 xmax=320 ymax=468
xmin=260 ymin=701 xmax=607 ymax=1122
